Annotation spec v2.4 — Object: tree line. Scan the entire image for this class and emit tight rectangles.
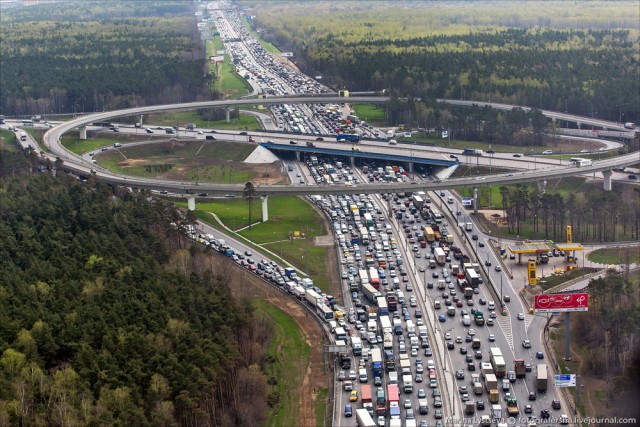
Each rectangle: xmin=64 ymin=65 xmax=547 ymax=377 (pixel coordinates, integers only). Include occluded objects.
xmin=498 ymin=183 xmax=640 ymax=243
xmin=0 ymin=1 xmax=213 ymax=117
xmin=574 ymin=270 xmax=640 ymax=419
xmin=0 ymin=151 xmax=275 ymax=426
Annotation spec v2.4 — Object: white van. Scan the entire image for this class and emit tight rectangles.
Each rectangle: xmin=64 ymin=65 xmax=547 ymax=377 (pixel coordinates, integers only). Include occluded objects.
xmin=434 ymin=300 xmax=441 ymax=309
xmin=488 ymin=300 xmax=495 ymax=310
xmin=389 ymin=139 xmax=397 ymax=145
xmin=359 ymin=368 xmax=368 ymax=383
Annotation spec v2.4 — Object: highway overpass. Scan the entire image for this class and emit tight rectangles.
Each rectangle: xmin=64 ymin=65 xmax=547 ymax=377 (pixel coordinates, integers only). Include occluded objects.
xmin=42 ymin=96 xmax=638 ymax=217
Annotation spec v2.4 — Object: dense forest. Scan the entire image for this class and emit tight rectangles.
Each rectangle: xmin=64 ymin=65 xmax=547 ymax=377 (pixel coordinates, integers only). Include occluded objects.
xmin=248 ymin=1 xmax=640 ymax=125
xmin=0 ymin=1 xmax=210 ymax=117
xmin=574 ymin=270 xmax=640 ymax=418
xmin=0 ymin=152 xmax=273 ymax=426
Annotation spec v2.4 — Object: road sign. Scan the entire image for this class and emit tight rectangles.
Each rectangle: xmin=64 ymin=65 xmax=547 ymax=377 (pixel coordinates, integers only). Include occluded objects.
xmin=554 ymin=374 xmax=576 ymax=387
xmin=534 ymin=293 xmax=589 ymax=313
xmin=461 ymin=197 xmax=473 ymax=206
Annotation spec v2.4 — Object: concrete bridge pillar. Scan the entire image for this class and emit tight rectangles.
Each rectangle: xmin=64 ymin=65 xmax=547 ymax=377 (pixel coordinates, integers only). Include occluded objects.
xmin=407 ymin=162 xmax=414 ymax=173
xmin=350 ymin=156 xmax=355 ymax=166
xmin=79 ymin=126 xmax=87 ymax=140
xmin=576 ymin=121 xmax=582 ymax=129
xmin=602 ymin=170 xmax=613 ymax=191
xmin=139 ymin=115 xmax=144 ymax=126
xmin=187 ymin=195 xmax=196 ymax=211
xmin=537 ymin=180 xmax=547 ymax=194
xmin=225 ymin=108 xmax=231 ymax=123
xmin=473 ymin=187 xmax=479 ymax=215
xmin=295 ymin=151 xmax=301 ymax=162
xmin=261 ymin=196 xmax=269 ymax=222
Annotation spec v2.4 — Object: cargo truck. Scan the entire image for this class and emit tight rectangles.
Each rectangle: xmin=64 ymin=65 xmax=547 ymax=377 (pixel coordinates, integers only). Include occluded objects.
xmin=386 ymin=292 xmax=398 ymax=311
xmin=485 ymin=373 xmax=498 ymax=393
xmin=383 ymin=333 xmax=394 ymax=350
xmin=434 ymin=247 xmax=446 ymax=265
xmin=380 ymin=316 xmax=392 ymax=334
xmin=305 ymin=289 xmax=323 ymax=307
xmin=465 ymin=401 xmax=476 ymax=415
xmin=356 ymin=408 xmax=376 ymax=427
xmin=536 ymin=364 xmax=548 ymax=392
xmin=376 ymin=387 xmax=386 ymax=416
xmin=491 ymin=404 xmax=502 ymax=421
xmin=351 ymin=337 xmax=363 ymax=356
xmin=402 ymin=374 xmax=413 ymax=393
xmin=384 ymin=349 xmax=395 ymax=372
xmin=514 ymin=359 xmax=526 ymax=378
xmin=371 ymin=348 xmax=383 ymax=378
xmin=399 ymin=354 xmax=412 ymax=375
xmin=465 ymin=268 xmax=480 ymax=288
xmin=361 ymin=385 xmax=373 ymax=412
xmin=507 ymin=397 xmax=519 ymax=415
xmin=474 ymin=309 xmax=485 ymax=325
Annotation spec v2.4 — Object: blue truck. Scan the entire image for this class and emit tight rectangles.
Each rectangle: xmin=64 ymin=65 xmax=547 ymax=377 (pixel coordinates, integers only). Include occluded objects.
xmin=336 ymin=134 xmax=360 ymax=143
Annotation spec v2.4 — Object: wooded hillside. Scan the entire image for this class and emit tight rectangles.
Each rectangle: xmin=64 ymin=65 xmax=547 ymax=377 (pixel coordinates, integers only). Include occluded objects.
xmin=1 ymin=1 xmax=210 ymax=116
xmin=0 ymin=152 xmax=272 ymax=426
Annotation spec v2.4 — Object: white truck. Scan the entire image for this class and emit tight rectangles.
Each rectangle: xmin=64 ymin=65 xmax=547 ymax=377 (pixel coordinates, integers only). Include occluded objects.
xmin=351 ymin=336 xmax=363 ymax=356
xmin=402 ymin=374 xmax=413 ymax=393
xmin=399 ymin=354 xmax=412 ymax=375
xmin=356 ymin=408 xmax=376 ymax=427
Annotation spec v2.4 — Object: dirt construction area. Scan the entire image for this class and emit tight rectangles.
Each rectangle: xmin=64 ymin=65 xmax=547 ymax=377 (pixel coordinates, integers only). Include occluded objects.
xmin=97 ymin=139 xmax=285 ymax=184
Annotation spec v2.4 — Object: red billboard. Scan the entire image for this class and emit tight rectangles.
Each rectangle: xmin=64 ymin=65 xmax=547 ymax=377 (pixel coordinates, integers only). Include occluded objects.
xmin=534 ymin=293 xmax=589 ymax=313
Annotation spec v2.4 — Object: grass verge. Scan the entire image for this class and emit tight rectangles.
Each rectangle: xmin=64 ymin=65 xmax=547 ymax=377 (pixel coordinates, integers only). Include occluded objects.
xmin=352 ymin=103 xmax=386 ymax=125
xmin=537 ymin=267 xmax=598 ymax=291
xmin=315 ymin=387 xmax=328 ymax=427
xmin=176 ymin=196 xmax=333 ymax=292
xmin=253 ymin=299 xmax=310 ymax=427
xmin=587 ymin=247 xmax=640 ymax=265
xmin=0 ymin=129 xmax=18 ymax=151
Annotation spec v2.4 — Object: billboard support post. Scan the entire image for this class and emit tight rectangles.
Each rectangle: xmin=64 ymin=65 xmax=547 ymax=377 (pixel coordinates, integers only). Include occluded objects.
xmin=564 ymin=312 xmax=571 ymax=361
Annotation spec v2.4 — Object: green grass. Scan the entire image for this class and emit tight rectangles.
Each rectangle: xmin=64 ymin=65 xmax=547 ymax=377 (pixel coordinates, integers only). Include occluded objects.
xmin=0 ymin=129 xmax=18 ymax=151
xmin=315 ymin=387 xmax=328 ymax=427
xmin=253 ymin=299 xmax=310 ymax=427
xmin=207 ymin=36 xmax=253 ymax=98
xmin=178 ymin=196 xmax=333 ymax=292
xmin=587 ymin=248 xmax=640 ymax=265
xmin=352 ymin=103 xmax=386 ymax=125
xmin=144 ymin=111 xmax=261 ymax=131
xmin=456 ymin=175 xmax=589 ymax=210
xmin=187 ymin=165 xmax=253 ymax=184
xmin=61 ymin=135 xmax=119 ymax=155
xmin=537 ymin=267 xmax=598 ymax=291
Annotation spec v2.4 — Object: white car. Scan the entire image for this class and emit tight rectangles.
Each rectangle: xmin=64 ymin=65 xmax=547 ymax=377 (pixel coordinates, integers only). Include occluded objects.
xmin=517 ymin=313 xmax=525 ymax=320
xmin=444 ymin=332 xmax=452 ymax=340
xmin=467 ymin=328 xmax=476 ymax=336
xmin=488 ymin=334 xmax=496 ymax=342
xmin=522 ymin=340 xmax=532 ymax=348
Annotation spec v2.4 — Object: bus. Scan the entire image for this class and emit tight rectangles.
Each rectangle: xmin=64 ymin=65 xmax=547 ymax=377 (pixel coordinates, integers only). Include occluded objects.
xmin=318 ymin=304 xmax=334 ymax=321
xmin=490 ymin=347 xmax=507 ymax=378
xmin=21 ymin=119 xmax=34 ymax=126
xmin=363 ymin=213 xmax=374 ymax=227
xmin=431 ymin=208 xmax=443 ymax=223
